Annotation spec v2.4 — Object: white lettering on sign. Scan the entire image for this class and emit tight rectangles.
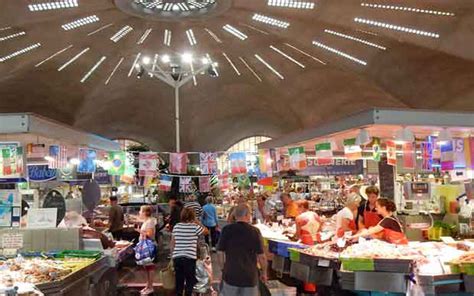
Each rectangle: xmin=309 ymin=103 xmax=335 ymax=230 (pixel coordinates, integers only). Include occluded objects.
xmin=2 ymin=233 xmax=23 ymax=249
xmin=318 ymin=259 xmax=330 ymax=267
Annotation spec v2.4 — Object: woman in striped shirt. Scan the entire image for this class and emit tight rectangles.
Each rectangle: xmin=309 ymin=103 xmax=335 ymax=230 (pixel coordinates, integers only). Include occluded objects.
xmin=171 ymin=207 xmax=209 ymax=296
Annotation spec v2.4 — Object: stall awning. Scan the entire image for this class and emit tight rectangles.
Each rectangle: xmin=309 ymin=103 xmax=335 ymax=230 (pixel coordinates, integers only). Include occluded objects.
xmin=258 ymin=108 xmax=474 ymax=150
xmin=0 ymin=113 xmax=120 ymax=151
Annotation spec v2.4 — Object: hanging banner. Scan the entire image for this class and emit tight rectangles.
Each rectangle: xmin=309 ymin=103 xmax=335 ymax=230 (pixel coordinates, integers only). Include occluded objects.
xmin=48 ymin=145 xmax=68 ymax=169
xmin=179 ymin=176 xmax=194 ymax=193
xmin=276 ymin=150 xmax=290 ymax=172
xmin=343 ymin=138 xmax=362 ymax=160
xmin=464 ymin=137 xmax=474 ymax=169
xmin=170 ymin=153 xmax=188 ymax=174
xmin=199 ymin=152 xmax=218 ymax=175
xmin=78 ymin=148 xmax=97 ymax=173
xmin=269 ymin=148 xmax=278 ymax=173
xmin=372 ymin=137 xmax=381 ymax=162
xmin=107 ymin=151 xmax=126 ymax=176
xmin=453 ymin=138 xmax=466 ymax=168
xmin=139 ymin=152 xmax=158 ymax=177
xmin=0 ymin=144 xmax=23 ymax=178
xmin=386 ymin=140 xmax=397 ymax=166
xmin=229 ymin=152 xmax=247 ymax=174
xmin=402 ymin=142 xmax=415 ymax=169
xmin=218 ymin=173 xmax=230 ymax=190
xmin=315 ymin=142 xmax=333 ymax=158
xmin=26 ymin=143 xmax=46 ymax=159
xmin=288 ymin=147 xmax=307 ymax=170
xmin=199 ymin=176 xmax=211 ymax=193
xmin=159 ymin=175 xmax=173 ymax=191
xmin=421 ymin=141 xmax=433 ymax=171
xmin=302 ymin=159 xmax=364 ymax=176
xmin=237 ymin=174 xmax=250 ymax=190
xmin=440 ymin=141 xmax=455 ymax=171
xmin=258 ymin=149 xmax=270 ymax=173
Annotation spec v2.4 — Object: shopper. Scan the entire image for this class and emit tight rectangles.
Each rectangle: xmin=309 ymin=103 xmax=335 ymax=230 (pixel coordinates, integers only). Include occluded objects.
xmin=218 ymin=204 xmax=267 ymax=296
xmin=227 ymin=195 xmax=247 ymax=223
xmin=184 ymin=194 xmax=203 ymax=220
xmin=356 ymin=186 xmax=382 ymax=230
xmin=351 ymin=198 xmax=408 ymax=245
xmin=253 ymin=194 xmax=268 ymax=223
xmin=168 ymin=197 xmax=183 ymax=231
xmin=138 ymin=205 xmax=157 ymax=295
xmin=335 ymin=193 xmax=361 ymax=238
xmin=171 ymin=207 xmax=209 ymax=296
xmin=295 ymin=200 xmax=321 ymax=245
xmin=108 ymin=196 xmax=124 ymax=240
xmin=280 ymin=192 xmax=299 ymax=218
xmin=202 ymin=196 xmax=219 ymax=251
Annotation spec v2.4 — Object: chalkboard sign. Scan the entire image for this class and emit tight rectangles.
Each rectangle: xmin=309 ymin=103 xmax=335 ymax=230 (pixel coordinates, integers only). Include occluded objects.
xmin=378 ymin=157 xmax=395 ymax=200
xmin=43 ymin=190 xmax=66 ymax=226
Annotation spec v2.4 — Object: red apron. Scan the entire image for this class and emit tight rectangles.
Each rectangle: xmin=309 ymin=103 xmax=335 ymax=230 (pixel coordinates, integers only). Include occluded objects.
xmin=363 ymin=210 xmax=382 ymax=228
xmin=337 ymin=219 xmax=357 ymax=238
xmin=382 ymin=217 xmax=409 ymax=245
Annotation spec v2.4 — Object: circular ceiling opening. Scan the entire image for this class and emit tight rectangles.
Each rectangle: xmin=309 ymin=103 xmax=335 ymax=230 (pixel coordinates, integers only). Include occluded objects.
xmin=114 ymin=0 xmax=232 ymax=21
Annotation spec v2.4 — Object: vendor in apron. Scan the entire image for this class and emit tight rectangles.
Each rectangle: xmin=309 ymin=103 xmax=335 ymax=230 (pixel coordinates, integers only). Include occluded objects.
xmin=356 ymin=186 xmax=382 ymax=230
xmin=335 ymin=193 xmax=361 ymax=238
xmin=350 ymin=198 xmax=408 ymax=245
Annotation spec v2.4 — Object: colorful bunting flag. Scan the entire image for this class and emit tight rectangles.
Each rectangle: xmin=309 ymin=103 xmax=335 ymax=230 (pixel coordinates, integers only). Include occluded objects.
xmin=139 ymin=152 xmax=158 ymax=177
xmin=229 ymin=152 xmax=247 ymax=174
xmin=237 ymin=174 xmax=250 ymax=189
xmin=421 ymin=142 xmax=433 ymax=171
xmin=159 ymin=175 xmax=173 ymax=191
xmin=108 ymin=151 xmax=126 ymax=176
xmin=315 ymin=142 xmax=333 ymax=158
xmin=170 ymin=153 xmax=188 ymax=174
xmin=402 ymin=142 xmax=415 ymax=169
xmin=199 ymin=176 xmax=211 ymax=192
xmin=288 ymin=147 xmax=307 ymax=170
xmin=440 ymin=141 xmax=454 ymax=171
xmin=372 ymin=137 xmax=381 ymax=162
xmin=179 ymin=177 xmax=194 ymax=193
xmin=386 ymin=140 xmax=397 ymax=166
xmin=453 ymin=139 xmax=466 ymax=168
xmin=1 ymin=148 xmax=12 ymax=176
xmin=78 ymin=148 xmax=97 ymax=173
xmin=199 ymin=152 xmax=218 ymax=175
xmin=343 ymin=138 xmax=362 ymax=160
xmin=26 ymin=143 xmax=46 ymax=158
xmin=48 ymin=145 xmax=68 ymax=169
xmin=276 ymin=149 xmax=290 ymax=172
xmin=464 ymin=138 xmax=474 ymax=169
xmin=258 ymin=149 xmax=271 ymax=173
xmin=218 ymin=173 xmax=230 ymax=190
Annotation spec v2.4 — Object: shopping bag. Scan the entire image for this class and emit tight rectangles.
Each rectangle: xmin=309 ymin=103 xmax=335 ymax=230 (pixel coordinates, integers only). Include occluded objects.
xmin=134 ymin=239 xmax=157 ymax=265
xmin=159 ymin=260 xmax=176 ymax=290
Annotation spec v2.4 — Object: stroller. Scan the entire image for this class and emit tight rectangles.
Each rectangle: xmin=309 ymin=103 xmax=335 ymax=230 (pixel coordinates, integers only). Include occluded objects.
xmin=194 ymin=243 xmax=217 ymax=296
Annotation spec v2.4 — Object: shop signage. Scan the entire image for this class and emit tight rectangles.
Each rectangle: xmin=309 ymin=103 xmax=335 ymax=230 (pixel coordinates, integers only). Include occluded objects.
xmin=301 ymin=159 xmax=363 ymax=176
xmin=27 ymin=165 xmax=57 ymax=182
xmin=2 ymin=233 xmax=23 ymax=249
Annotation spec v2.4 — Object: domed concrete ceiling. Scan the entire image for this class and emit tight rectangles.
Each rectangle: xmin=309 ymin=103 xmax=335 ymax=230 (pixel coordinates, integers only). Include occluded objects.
xmin=0 ymin=0 xmax=473 ymax=151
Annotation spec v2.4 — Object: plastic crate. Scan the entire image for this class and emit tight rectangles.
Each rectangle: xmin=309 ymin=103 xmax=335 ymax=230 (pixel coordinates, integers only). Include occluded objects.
xmin=464 ymin=274 xmax=474 ymax=293
xmin=462 ymin=263 xmax=474 ymax=275
xmin=272 ymin=255 xmax=291 ymax=274
xmin=288 ymin=248 xmax=300 ymax=262
xmin=338 ymin=271 xmax=355 ymax=291
xmin=448 ymin=262 xmax=462 ymax=274
xmin=57 ymin=250 xmax=102 ymax=259
xmin=310 ymin=266 xmax=334 ymax=286
xmin=374 ymin=258 xmax=413 ymax=273
xmin=340 ymin=258 xmax=375 ymax=271
xmin=289 ymin=261 xmax=311 ymax=282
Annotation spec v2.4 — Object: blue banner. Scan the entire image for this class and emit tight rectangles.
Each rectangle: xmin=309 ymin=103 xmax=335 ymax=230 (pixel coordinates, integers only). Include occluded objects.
xmin=28 ymin=165 xmax=57 ymax=182
xmin=300 ymin=159 xmax=364 ymax=176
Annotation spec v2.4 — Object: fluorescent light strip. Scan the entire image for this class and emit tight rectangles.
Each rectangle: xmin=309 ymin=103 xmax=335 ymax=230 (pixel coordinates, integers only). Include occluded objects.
xmin=269 ymin=45 xmax=305 ymax=68
xmin=223 ymin=24 xmax=248 ymax=40
xmin=150 ymin=53 xmax=159 ymax=77
xmin=186 ymin=29 xmax=197 ymax=46
xmin=189 ymin=62 xmax=197 ymax=86
xmin=324 ymin=29 xmax=386 ymax=50
xmin=254 ymin=54 xmax=284 ymax=80
xmin=354 ymin=18 xmax=440 ymax=38
xmin=284 ymin=43 xmax=326 ymax=65
xmin=357 ymin=29 xmax=378 ymax=36
xmin=105 ymin=57 xmax=124 ymax=85
xmin=238 ymin=57 xmax=262 ymax=82
xmin=35 ymin=44 xmax=73 ymax=67
xmin=81 ymin=56 xmax=106 ymax=83
xmin=204 ymin=28 xmax=222 ymax=43
xmin=57 ymin=47 xmax=90 ymax=71
xmin=0 ymin=31 xmax=26 ymax=42
xmin=361 ymin=3 xmax=454 ymax=16
xmin=62 ymin=15 xmax=99 ymax=31
xmin=222 ymin=52 xmax=241 ymax=76
xmin=137 ymin=28 xmax=152 ymax=45
xmin=206 ymin=53 xmax=219 ymax=77
xmin=312 ymin=40 xmax=367 ymax=65
xmin=110 ymin=25 xmax=133 ymax=42
xmin=0 ymin=43 xmax=41 ymax=63
xmin=252 ymin=14 xmax=290 ymax=29
xmin=0 ymin=27 xmax=12 ymax=31
xmin=239 ymin=23 xmax=269 ymax=35
xmin=267 ymin=0 xmax=315 ymax=9
xmin=164 ymin=29 xmax=172 ymax=46
xmin=128 ymin=53 xmax=141 ymax=77
xmin=29 ymin=0 xmax=78 ymax=11
xmin=87 ymin=23 xmax=113 ymax=36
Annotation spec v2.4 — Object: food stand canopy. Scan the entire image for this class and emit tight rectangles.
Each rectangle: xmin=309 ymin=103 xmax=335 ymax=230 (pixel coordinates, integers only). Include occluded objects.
xmin=258 ymin=108 xmax=474 ymax=150
xmin=0 ymin=1 xmax=473 ymax=151
xmin=0 ymin=113 xmax=120 ymax=151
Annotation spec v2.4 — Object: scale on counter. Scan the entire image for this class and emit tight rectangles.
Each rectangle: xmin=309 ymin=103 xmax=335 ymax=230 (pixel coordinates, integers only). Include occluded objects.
xmin=403 ymin=182 xmax=431 ymax=214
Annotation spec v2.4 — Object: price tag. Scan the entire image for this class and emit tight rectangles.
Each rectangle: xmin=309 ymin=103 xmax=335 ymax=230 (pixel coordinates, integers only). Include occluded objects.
xmin=318 ymin=259 xmax=330 ymax=267
xmin=440 ymin=236 xmax=456 ymax=244
xmin=2 ymin=233 xmax=23 ymax=249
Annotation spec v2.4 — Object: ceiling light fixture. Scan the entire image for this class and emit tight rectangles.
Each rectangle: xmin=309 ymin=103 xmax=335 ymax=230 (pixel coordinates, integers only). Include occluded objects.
xmin=437 ymin=129 xmax=453 ymax=145
xmin=181 ymin=53 xmax=193 ymax=63
xmin=361 ymin=3 xmax=455 ymax=16
xmin=267 ymin=0 xmax=315 ymax=9
xmin=223 ymin=24 xmax=248 ymax=40
xmin=255 ymin=54 xmax=284 ymax=80
xmin=252 ymin=13 xmax=290 ymax=29
xmin=394 ymin=127 xmax=415 ymax=144
xmin=0 ymin=31 xmax=26 ymax=42
xmin=29 ymin=0 xmax=78 ymax=11
xmin=355 ymin=129 xmax=371 ymax=145
xmin=62 ymin=15 xmax=99 ymax=31
xmin=324 ymin=29 xmax=386 ymax=50
xmin=312 ymin=40 xmax=367 ymax=66
xmin=354 ymin=17 xmax=440 ymax=38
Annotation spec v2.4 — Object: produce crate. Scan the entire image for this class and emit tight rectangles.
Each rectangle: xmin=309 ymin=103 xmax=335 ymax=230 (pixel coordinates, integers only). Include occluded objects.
xmin=290 ymin=261 xmax=311 ymax=282
xmin=288 ymin=248 xmax=301 ymax=263
xmin=272 ymin=255 xmax=291 ymax=275
xmin=374 ymin=258 xmax=413 ymax=273
xmin=309 ymin=266 xmax=334 ymax=286
xmin=338 ymin=270 xmax=355 ymax=291
xmin=462 ymin=263 xmax=474 ymax=276
xmin=354 ymin=271 xmax=408 ymax=293
xmin=448 ymin=262 xmax=462 ymax=274
xmin=268 ymin=240 xmax=306 ymax=258
xmin=341 ymin=258 xmax=375 ymax=272
xmin=418 ymin=274 xmax=463 ymax=295
xmin=57 ymin=250 xmax=102 ymax=260
xmin=464 ymin=274 xmax=474 ymax=293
